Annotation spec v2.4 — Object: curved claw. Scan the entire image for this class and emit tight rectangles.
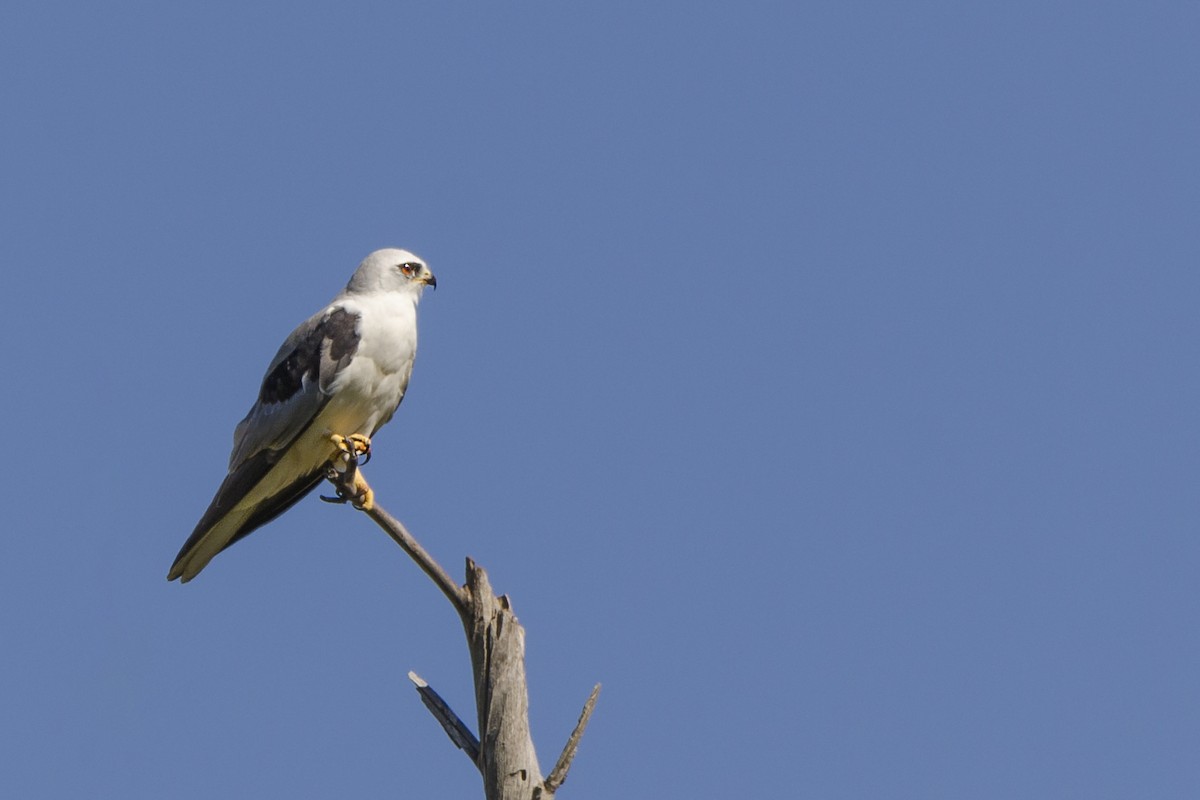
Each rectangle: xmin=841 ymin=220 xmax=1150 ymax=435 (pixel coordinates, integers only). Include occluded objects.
xmin=345 ymin=433 xmax=372 ymax=455
xmin=321 ymin=445 xmax=374 ymax=510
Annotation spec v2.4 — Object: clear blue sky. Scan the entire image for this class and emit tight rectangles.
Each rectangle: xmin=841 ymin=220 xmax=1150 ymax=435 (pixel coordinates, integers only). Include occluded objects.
xmin=2 ymin=3 xmax=1198 ymax=797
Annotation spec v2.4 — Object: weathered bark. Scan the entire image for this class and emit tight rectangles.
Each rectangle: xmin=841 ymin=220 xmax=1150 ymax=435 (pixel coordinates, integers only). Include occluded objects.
xmin=462 ymin=561 xmax=545 ymax=799
xmin=327 ymin=466 xmax=597 ymax=799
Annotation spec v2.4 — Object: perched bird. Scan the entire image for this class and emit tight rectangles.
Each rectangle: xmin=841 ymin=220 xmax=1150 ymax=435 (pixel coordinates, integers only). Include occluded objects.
xmin=168 ymin=248 xmax=436 ymax=582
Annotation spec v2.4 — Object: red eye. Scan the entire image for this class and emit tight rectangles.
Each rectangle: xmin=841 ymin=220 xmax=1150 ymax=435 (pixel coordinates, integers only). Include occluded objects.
xmin=399 ymin=262 xmax=417 ymax=276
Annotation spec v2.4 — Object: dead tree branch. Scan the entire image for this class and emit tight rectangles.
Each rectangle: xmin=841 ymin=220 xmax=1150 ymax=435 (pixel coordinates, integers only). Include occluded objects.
xmin=327 ymin=465 xmax=598 ymax=799
xmin=545 ymin=683 xmax=601 ymax=794
xmin=364 ymin=503 xmax=467 ymax=616
xmin=408 ymin=671 xmax=481 ymax=764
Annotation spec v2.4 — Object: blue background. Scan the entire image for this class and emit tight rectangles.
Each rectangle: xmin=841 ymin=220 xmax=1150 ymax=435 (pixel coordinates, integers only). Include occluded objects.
xmin=2 ymin=3 xmax=1198 ymax=797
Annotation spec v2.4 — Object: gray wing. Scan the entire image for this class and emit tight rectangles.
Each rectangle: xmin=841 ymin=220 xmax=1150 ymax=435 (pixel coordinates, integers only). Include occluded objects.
xmin=228 ymin=305 xmax=360 ymax=469
xmin=167 ymin=305 xmax=361 ymax=582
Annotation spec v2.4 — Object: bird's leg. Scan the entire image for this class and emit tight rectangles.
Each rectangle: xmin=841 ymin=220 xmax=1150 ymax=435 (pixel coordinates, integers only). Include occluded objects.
xmin=320 ymin=466 xmax=375 ymax=510
xmin=321 ymin=432 xmax=375 ymax=510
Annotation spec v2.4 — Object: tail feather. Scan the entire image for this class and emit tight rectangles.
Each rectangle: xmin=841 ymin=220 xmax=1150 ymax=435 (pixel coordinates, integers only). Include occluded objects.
xmin=168 ymin=507 xmax=256 ymax=583
xmin=168 ymin=448 xmax=325 ymax=582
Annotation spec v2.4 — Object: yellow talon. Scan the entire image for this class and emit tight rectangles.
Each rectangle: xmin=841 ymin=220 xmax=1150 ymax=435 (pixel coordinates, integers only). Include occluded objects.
xmin=330 ymin=432 xmax=372 ymax=460
xmin=347 ymin=433 xmax=371 ymax=457
xmin=351 ymin=471 xmax=374 ymax=511
xmin=325 ymin=432 xmax=374 ymax=508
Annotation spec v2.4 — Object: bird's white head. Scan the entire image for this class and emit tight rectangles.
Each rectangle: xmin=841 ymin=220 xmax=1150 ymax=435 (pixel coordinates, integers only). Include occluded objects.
xmin=344 ymin=248 xmax=437 ymax=297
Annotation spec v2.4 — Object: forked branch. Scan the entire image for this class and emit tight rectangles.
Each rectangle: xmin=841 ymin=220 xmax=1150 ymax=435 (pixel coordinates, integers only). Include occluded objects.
xmin=326 ymin=464 xmax=598 ymax=799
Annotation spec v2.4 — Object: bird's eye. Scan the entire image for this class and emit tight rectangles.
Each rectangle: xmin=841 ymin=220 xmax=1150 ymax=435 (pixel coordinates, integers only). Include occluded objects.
xmin=398 ymin=262 xmax=418 ymax=277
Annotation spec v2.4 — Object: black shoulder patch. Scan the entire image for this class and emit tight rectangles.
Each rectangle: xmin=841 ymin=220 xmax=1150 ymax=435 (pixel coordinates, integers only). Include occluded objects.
xmin=323 ymin=307 xmax=359 ymax=363
xmin=258 ymin=307 xmax=360 ymax=405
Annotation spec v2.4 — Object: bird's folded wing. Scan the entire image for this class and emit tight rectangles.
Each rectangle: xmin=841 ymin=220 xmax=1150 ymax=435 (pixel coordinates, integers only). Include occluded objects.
xmin=227 ymin=305 xmax=361 ymax=470
xmin=167 ymin=305 xmax=362 ymax=581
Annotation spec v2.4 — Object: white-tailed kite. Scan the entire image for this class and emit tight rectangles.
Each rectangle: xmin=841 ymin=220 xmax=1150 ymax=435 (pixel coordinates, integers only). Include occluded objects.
xmin=168 ymin=248 xmax=436 ymax=583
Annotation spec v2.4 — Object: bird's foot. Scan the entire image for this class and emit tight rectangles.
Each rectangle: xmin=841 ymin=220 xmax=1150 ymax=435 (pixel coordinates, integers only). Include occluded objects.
xmin=349 ymin=471 xmax=374 ymax=511
xmin=321 ymin=465 xmax=375 ymax=511
xmin=329 ymin=432 xmax=372 ymax=468
xmin=322 ymin=433 xmax=375 ymax=510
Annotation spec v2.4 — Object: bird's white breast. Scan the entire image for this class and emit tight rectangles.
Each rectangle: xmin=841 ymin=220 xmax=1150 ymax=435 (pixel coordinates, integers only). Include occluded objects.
xmin=323 ymin=291 xmax=419 ymax=436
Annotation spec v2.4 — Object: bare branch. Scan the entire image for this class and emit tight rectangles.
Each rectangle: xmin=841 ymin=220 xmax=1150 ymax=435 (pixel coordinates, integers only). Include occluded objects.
xmin=328 ymin=462 xmax=600 ymax=798
xmin=325 ymin=467 xmax=467 ymax=615
xmin=408 ymin=671 xmax=481 ymax=766
xmin=365 ymin=503 xmax=468 ymax=615
xmin=544 ymin=683 xmax=601 ymax=794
